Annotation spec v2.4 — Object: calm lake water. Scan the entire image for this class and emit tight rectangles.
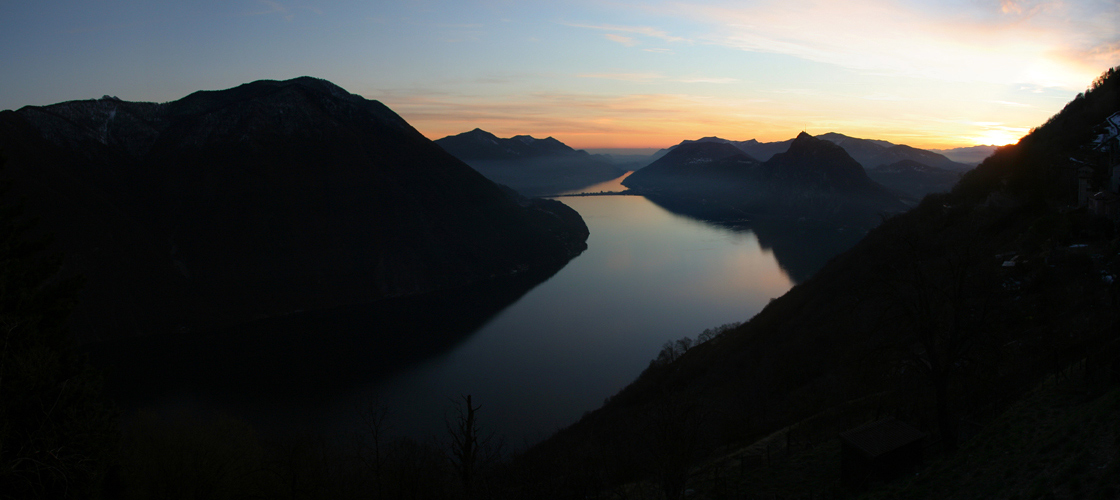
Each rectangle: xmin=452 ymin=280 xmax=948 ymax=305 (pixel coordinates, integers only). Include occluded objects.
xmin=322 ymin=191 xmax=798 ymax=445
xmin=100 ymin=173 xmax=864 ymax=448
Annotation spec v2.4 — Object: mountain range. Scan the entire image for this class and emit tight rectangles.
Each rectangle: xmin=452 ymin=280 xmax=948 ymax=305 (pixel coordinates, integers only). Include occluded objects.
xmin=624 ymin=132 xmax=908 ymax=226
xmin=0 ymin=77 xmax=589 ymax=342
xmin=656 ymin=132 xmax=976 ymax=171
xmin=435 ymin=128 xmax=626 ymax=196
xmin=928 ymin=144 xmax=1002 ymax=165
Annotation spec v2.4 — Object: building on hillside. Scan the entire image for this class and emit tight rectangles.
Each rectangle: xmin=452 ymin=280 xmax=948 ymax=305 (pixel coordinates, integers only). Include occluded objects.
xmin=1087 ymin=111 xmax=1120 ymax=218
xmin=1090 ymin=190 xmax=1120 ymax=219
xmin=1100 ymin=111 xmax=1120 ymax=192
xmin=839 ymin=417 xmax=925 ymax=490
xmin=1079 ymin=165 xmax=1097 ymax=207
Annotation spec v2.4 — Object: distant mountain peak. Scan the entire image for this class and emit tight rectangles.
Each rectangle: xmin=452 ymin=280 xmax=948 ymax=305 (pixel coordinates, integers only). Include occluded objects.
xmin=763 ymin=132 xmax=880 ymax=194
xmin=624 ymin=128 xmax=905 ymax=224
xmin=664 ymin=140 xmax=754 ymax=162
xmin=0 ymin=77 xmax=590 ymax=340
xmin=436 ymin=130 xmax=580 ymax=161
xmin=782 ymin=131 xmax=854 ymax=159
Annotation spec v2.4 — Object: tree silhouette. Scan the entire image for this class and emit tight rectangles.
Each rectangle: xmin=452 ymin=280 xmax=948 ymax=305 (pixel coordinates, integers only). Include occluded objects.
xmin=875 ymin=208 xmax=1000 ymax=453
xmin=0 ymin=151 xmax=117 ymax=498
xmin=446 ymin=394 xmax=500 ymax=498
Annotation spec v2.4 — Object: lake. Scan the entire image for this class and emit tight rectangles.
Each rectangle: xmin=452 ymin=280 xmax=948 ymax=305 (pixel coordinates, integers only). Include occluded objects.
xmin=321 ymin=192 xmax=800 ymax=446
xmin=97 ymin=175 xmax=863 ymax=448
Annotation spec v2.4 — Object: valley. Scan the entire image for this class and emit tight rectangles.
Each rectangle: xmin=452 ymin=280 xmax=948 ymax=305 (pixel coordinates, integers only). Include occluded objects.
xmin=1 ymin=67 xmax=1118 ymax=499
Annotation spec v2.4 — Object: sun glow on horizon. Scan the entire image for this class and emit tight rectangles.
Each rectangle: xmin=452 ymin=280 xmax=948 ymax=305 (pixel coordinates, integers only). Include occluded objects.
xmin=971 ymin=129 xmax=1024 ymax=147
xmin=1 ymin=0 xmax=1116 ymax=151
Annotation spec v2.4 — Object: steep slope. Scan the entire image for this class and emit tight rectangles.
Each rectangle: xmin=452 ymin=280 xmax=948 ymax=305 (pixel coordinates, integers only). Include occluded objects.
xmin=0 ymin=77 xmax=588 ymax=342
xmin=435 ymin=129 xmax=624 ymax=195
xmin=868 ymin=159 xmax=961 ymax=199
xmin=512 ymin=67 xmax=1120 ymax=499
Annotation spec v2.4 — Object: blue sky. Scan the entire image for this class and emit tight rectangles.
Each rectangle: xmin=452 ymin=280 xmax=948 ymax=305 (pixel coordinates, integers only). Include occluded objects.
xmin=2 ymin=0 xmax=1118 ymax=149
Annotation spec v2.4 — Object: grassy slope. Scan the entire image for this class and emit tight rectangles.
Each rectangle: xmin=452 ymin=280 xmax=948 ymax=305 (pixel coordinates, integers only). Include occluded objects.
xmin=664 ymin=364 xmax=1120 ymax=499
xmin=865 ymin=371 xmax=1120 ymax=500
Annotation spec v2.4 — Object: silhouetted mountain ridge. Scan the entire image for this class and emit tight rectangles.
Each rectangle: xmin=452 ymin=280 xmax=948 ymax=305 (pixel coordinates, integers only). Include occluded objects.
xmin=435 ymin=129 xmax=625 ymax=196
xmin=763 ymin=132 xmax=880 ymax=193
xmin=436 ymin=128 xmax=586 ymax=161
xmin=657 ymin=132 xmax=974 ymax=171
xmin=0 ymin=77 xmax=589 ymax=342
xmin=624 ymin=131 xmax=906 ymax=226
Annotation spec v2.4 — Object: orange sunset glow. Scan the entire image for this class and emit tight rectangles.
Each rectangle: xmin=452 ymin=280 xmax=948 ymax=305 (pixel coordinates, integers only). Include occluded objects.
xmin=3 ymin=1 xmax=1118 ymax=150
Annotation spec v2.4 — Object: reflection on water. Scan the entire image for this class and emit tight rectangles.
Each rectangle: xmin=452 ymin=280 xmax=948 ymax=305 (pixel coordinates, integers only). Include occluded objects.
xmin=555 ymin=171 xmax=634 ymax=195
xmin=327 ymin=194 xmax=796 ymax=445
xmin=87 ymin=264 xmax=563 ymax=433
xmin=94 ymin=176 xmax=858 ymax=448
xmin=641 ymin=194 xmax=868 ymax=283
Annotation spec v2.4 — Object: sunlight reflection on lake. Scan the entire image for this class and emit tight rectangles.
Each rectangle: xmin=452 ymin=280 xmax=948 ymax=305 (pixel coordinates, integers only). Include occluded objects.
xmin=555 ymin=170 xmax=634 ymax=195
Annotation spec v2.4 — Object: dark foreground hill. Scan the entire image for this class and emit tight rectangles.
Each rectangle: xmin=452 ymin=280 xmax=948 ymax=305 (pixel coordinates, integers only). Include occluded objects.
xmin=507 ymin=67 xmax=1120 ymax=499
xmin=435 ymin=128 xmax=625 ymax=196
xmin=0 ymin=77 xmax=589 ymax=343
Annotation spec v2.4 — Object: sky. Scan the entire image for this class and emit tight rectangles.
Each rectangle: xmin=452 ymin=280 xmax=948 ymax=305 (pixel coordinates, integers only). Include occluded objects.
xmin=2 ymin=1 xmax=1118 ymax=150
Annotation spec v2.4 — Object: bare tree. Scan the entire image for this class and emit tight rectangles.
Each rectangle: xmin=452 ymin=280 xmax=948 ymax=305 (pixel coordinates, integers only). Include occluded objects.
xmin=354 ymin=398 xmax=390 ymax=499
xmin=876 ymin=210 xmax=1000 ymax=452
xmin=446 ymin=394 xmax=501 ymax=498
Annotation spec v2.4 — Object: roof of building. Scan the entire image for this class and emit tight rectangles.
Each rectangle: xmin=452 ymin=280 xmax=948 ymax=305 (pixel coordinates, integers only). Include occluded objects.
xmin=840 ymin=417 xmax=926 ymax=458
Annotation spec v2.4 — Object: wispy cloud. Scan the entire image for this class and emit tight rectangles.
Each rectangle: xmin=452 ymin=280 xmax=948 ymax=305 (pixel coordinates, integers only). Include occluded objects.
xmin=406 ymin=20 xmax=486 ymax=43
xmin=657 ymin=0 xmax=1118 ymax=90
xmin=65 ymin=23 xmax=134 ymax=35
xmin=676 ymin=77 xmax=738 ymax=84
xmin=577 ymin=72 xmax=663 ymax=82
xmin=604 ymin=34 xmax=638 ymax=46
xmin=861 ymin=94 xmax=907 ymax=101
xmin=250 ymin=0 xmax=293 ymax=20
xmin=984 ymin=100 xmax=1032 ymax=107
xmin=245 ymin=0 xmax=322 ymax=21
xmin=377 ymin=88 xmax=802 ymax=147
xmin=575 ymin=73 xmax=738 ymax=84
xmin=563 ymin=22 xmax=690 ymax=44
